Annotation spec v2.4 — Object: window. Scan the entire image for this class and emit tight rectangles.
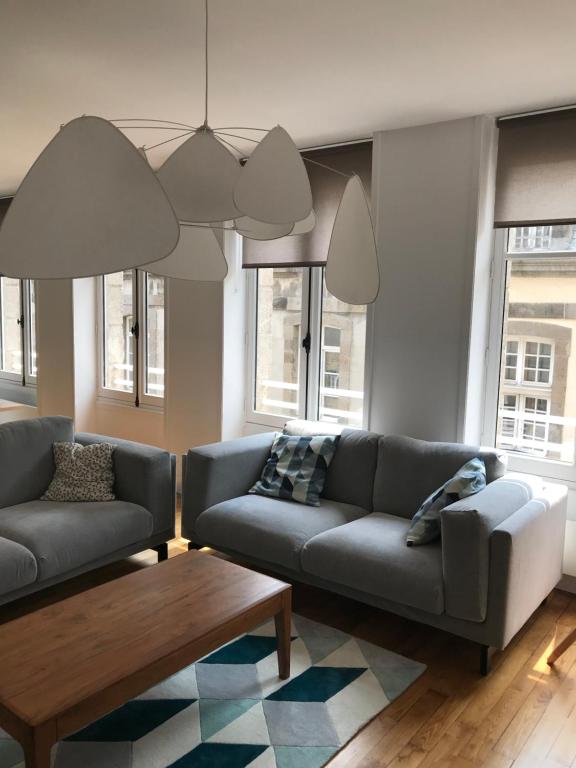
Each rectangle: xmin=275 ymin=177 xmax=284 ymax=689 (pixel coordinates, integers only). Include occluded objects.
xmin=486 ymin=225 xmax=576 ymax=478
xmin=99 ymin=270 xmax=165 ymax=406
xmin=144 ymin=273 xmax=165 ymax=398
xmin=0 ymin=277 xmax=37 ymax=386
xmin=248 ymin=267 xmax=368 ymax=427
xmin=503 ymin=338 xmax=553 ymax=385
xmin=318 ymin=283 xmax=366 ymax=426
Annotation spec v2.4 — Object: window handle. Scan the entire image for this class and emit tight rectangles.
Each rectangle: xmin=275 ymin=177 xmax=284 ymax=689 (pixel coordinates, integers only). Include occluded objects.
xmin=130 ymin=321 xmax=139 ymax=339
xmin=16 ymin=315 xmax=24 ymax=328
xmin=302 ymin=331 xmax=311 ymax=355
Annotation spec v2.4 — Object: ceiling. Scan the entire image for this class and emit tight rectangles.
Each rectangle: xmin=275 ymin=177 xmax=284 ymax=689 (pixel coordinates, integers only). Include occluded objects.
xmin=2 ymin=0 xmax=576 ymax=195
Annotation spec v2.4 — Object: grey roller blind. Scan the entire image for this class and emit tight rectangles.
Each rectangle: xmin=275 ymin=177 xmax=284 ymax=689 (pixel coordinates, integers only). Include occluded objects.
xmin=495 ymin=110 xmax=576 ymax=228
xmin=0 ymin=197 xmax=11 ymax=226
xmin=242 ymin=141 xmax=372 ymax=268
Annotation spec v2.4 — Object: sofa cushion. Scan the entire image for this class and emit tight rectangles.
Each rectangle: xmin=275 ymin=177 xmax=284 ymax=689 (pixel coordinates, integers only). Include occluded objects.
xmin=195 ymin=494 xmax=368 ymax=570
xmin=301 ymin=513 xmax=444 ymax=614
xmin=0 ymin=536 xmax=37 ymax=593
xmin=407 ymin=457 xmax=487 ymax=546
xmin=250 ymin=434 xmax=339 ymax=507
xmin=323 ymin=428 xmax=380 ymax=510
xmin=0 ymin=500 xmax=153 ymax=581
xmin=373 ymin=435 xmax=507 ymax=519
xmin=0 ymin=416 xmax=74 ymax=509
xmin=42 ymin=442 xmax=116 ymax=502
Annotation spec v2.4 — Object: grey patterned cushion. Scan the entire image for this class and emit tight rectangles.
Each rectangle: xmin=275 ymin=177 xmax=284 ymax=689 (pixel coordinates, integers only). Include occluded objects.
xmin=42 ymin=442 xmax=116 ymax=502
xmin=249 ymin=433 xmax=339 ymax=507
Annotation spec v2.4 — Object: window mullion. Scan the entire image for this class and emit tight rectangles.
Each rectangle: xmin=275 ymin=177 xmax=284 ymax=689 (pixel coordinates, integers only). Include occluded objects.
xmin=299 ymin=267 xmax=312 ymax=420
xmin=18 ymin=280 xmax=25 ymax=386
xmin=134 ymin=269 xmax=142 ymax=407
xmin=306 ymin=267 xmax=323 ymax=422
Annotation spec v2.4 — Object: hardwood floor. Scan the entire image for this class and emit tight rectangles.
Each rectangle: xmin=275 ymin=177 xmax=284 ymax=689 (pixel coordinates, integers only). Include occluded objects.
xmin=1 ymin=515 xmax=575 ymax=768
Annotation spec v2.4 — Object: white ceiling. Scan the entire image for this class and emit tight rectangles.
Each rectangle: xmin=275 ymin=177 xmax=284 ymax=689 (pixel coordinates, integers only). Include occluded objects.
xmin=2 ymin=0 xmax=576 ymax=195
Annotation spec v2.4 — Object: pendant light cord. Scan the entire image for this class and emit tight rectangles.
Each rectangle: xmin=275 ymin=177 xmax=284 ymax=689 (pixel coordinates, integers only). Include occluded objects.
xmin=204 ymin=0 xmax=209 ymax=126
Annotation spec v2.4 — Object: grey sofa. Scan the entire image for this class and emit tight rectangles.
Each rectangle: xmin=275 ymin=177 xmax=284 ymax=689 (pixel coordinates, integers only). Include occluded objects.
xmin=182 ymin=428 xmax=567 ymax=673
xmin=0 ymin=416 xmax=176 ymax=607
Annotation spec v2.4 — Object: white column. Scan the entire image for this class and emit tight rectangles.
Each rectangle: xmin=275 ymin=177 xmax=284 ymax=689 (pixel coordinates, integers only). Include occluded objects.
xmin=368 ymin=116 xmax=497 ymax=442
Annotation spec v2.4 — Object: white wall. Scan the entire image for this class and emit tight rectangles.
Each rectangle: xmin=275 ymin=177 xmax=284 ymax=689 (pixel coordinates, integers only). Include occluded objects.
xmin=164 ymin=278 xmax=223 ymax=462
xmin=368 ymin=116 xmax=496 ymax=442
xmin=36 ymin=279 xmax=75 ymax=418
xmin=73 ymin=278 xmax=97 ymax=432
xmin=221 ymin=230 xmax=246 ymax=441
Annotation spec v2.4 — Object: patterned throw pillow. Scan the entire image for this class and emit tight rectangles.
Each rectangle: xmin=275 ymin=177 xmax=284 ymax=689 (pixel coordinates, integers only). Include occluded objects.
xmin=42 ymin=442 xmax=116 ymax=502
xmin=406 ymin=457 xmax=486 ymax=546
xmin=249 ymin=434 xmax=339 ymax=507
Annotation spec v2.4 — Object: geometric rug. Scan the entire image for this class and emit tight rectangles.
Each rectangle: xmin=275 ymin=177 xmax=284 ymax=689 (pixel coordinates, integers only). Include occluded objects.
xmin=0 ymin=614 xmax=426 ymax=768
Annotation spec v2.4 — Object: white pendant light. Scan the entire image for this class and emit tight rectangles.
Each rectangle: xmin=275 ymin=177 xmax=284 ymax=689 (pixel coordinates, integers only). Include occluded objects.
xmin=0 ymin=0 xmax=379 ymax=301
xmin=234 ymin=126 xmax=313 ymax=225
xmin=325 ymin=175 xmax=379 ymax=305
xmin=290 ymin=209 xmax=316 ymax=235
xmin=143 ymin=224 xmax=228 ymax=281
xmin=157 ymin=130 xmax=241 ymax=222
xmin=235 ymin=216 xmax=294 ymax=241
xmin=0 ymin=116 xmax=180 ymax=279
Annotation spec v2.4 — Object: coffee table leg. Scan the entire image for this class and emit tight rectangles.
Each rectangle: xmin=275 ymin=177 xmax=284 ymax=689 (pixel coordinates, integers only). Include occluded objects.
xmin=24 ymin=724 xmax=54 ymax=768
xmin=275 ymin=589 xmax=292 ymax=680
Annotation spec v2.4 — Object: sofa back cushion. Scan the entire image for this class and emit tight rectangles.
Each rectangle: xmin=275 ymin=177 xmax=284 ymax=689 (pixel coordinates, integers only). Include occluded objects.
xmin=373 ymin=435 xmax=506 ymax=518
xmin=0 ymin=416 xmax=74 ymax=508
xmin=323 ymin=428 xmax=380 ymax=511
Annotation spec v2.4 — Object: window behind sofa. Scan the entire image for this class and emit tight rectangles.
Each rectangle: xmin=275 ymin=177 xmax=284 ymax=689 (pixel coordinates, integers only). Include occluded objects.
xmin=99 ymin=269 xmax=165 ymax=409
xmin=245 ymin=141 xmax=372 ymax=430
xmin=486 ymin=109 xmax=576 ymax=482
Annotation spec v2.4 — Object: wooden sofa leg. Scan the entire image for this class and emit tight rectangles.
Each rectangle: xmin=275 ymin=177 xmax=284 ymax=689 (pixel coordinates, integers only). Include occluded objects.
xmin=153 ymin=543 xmax=169 ymax=562
xmin=480 ymin=645 xmax=496 ymax=676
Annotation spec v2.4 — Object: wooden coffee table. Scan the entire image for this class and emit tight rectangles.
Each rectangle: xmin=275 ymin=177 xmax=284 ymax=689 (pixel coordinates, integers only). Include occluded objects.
xmin=0 ymin=550 xmax=291 ymax=768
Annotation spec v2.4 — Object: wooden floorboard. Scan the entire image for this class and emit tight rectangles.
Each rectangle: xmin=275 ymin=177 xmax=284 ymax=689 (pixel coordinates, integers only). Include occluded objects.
xmin=1 ymin=514 xmax=575 ymax=768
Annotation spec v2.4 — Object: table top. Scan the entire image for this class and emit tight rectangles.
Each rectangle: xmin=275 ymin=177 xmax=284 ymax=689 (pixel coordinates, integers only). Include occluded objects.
xmin=0 ymin=551 xmax=289 ymax=728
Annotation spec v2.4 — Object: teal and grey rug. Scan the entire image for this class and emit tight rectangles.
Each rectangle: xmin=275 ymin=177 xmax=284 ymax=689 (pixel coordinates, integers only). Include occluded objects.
xmin=0 ymin=615 xmax=425 ymax=768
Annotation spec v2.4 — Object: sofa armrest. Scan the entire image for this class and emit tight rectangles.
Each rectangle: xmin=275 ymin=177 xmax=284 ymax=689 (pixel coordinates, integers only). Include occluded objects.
xmin=487 ymin=483 xmax=567 ymax=648
xmin=76 ymin=432 xmax=176 ymax=537
xmin=440 ymin=473 xmax=546 ymax=622
xmin=181 ymin=432 xmax=275 ymax=540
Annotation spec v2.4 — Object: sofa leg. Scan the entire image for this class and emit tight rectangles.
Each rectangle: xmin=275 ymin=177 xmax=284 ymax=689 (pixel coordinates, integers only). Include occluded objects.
xmin=153 ymin=543 xmax=169 ymax=562
xmin=480 ymin=645 xmax=496 ymax=676
xmin=188 ymin=541 xmax=202 ymax=551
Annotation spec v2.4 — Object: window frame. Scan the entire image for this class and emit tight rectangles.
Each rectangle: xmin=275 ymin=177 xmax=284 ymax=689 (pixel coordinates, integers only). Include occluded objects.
xmin=0 ymin=278 xmax=37 ymax=388
xmin=140 ymin=270 xmax=166 ymax=405
xmin=97 ymin=270 xmax=165 ymax=410
xmin=245 ymin=265 xmax=371 ymax=430
xmin=22 ymin=279 xmax=37 ymax=386
xmin=483 ymin=229 xmax=576 ymax=483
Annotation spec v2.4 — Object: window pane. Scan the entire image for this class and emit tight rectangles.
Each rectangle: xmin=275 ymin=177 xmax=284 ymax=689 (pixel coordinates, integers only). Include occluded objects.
xmin=0 ymin=278 xmax=22 ymax=375
xmin=255 ymin=268 xmax=303 ymax=418
xmin=503 ymin=394 xmax=517 ymax=409
xmin=145 ymin=273 xmax=165 ymax=398
xmin=508 ymin=224 xmax=576 ymax=253
xmin=496 ymin=257 xmax=576 ymax=462
xmin=28 ymin=281 xmax=38 ymax=377
xmin=103 ymin=271 xmax=134 ymax=393
xmin=318 ymin=274 xmax=366 ymax=426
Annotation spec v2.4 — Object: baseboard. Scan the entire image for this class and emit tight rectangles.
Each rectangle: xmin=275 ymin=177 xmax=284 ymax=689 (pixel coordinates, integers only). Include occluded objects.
xmin=558 ymin=574 xmax=576 ymax=594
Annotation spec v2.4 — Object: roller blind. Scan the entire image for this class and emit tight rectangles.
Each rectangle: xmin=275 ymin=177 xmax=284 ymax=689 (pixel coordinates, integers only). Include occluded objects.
xmin=0 ymin=197 xmax=11 ymax=227
xmin=242 ymin=141 xmax=372 ymax=268
xmin=495 ymin=110 xmax=576 ymax=228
